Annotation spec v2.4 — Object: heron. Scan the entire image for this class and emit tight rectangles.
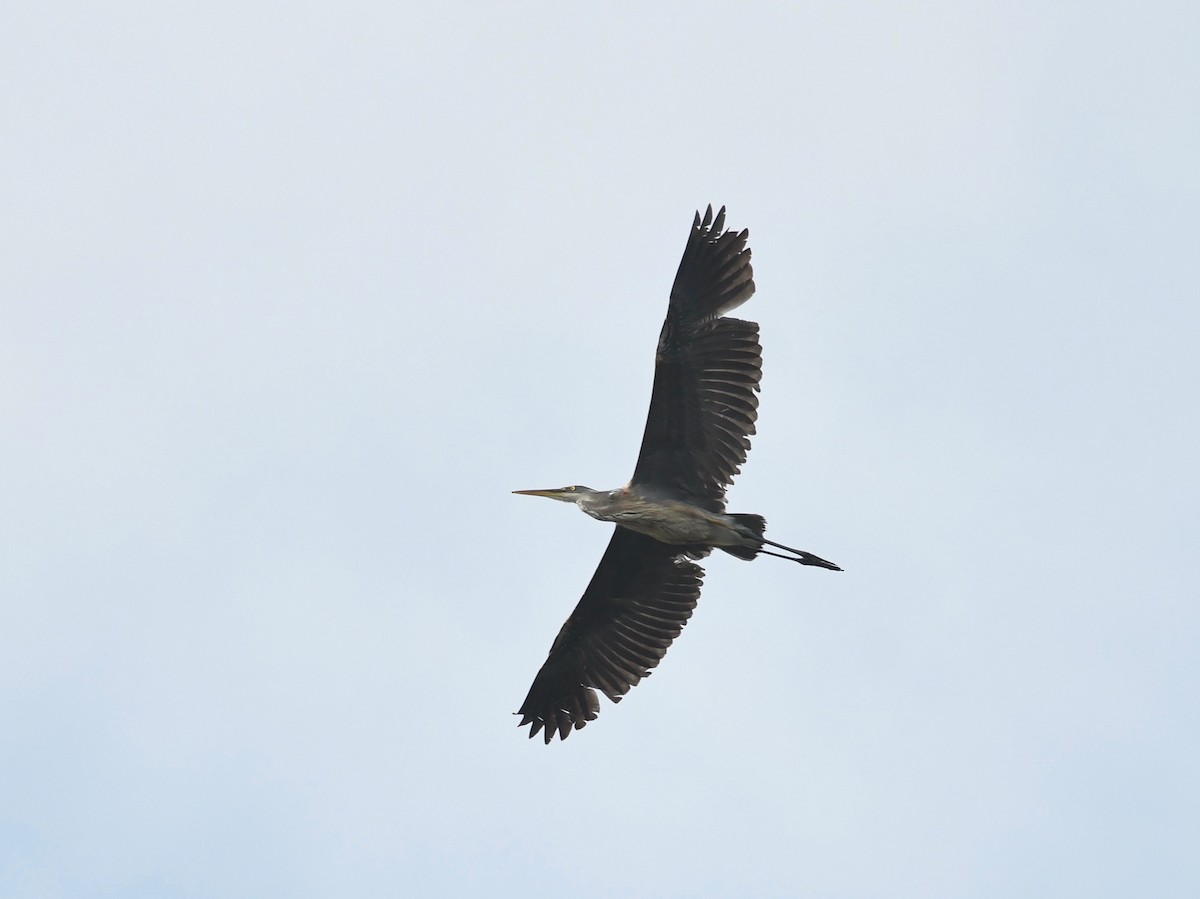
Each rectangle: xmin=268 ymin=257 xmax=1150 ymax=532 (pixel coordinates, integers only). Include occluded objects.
xmin=514 ymin=205 xmax=840 ymax=744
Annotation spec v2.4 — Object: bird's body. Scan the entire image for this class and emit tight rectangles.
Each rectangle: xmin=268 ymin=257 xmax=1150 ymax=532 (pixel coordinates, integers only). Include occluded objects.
xmin=515 ymin=484 xmax=840 ymax=566
xmin=582 ymin=488 xmax=748 ymax=548
xmin=514 ymin=206 xmax=839 ymax=744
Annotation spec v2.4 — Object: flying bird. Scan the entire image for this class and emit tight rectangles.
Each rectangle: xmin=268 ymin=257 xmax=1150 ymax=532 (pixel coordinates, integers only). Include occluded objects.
xmin=514 ymin=206 xmax=840 ymax=744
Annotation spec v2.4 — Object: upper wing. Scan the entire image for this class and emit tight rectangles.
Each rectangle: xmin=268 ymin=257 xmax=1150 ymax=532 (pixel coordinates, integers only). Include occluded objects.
xmin=630 ymin=206 xmax=762 ymax=510
xmin=517 ymin=527 xmax=705 ymax=744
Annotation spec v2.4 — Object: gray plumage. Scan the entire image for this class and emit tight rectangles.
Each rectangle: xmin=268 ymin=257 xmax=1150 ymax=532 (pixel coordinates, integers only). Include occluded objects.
xmin=514 ymin=206 xmax=839 ymax=744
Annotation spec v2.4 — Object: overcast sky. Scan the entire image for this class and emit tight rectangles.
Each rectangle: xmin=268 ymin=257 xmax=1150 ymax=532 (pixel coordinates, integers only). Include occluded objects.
xmin=3 ymin=2 xmax=1198 ymax=897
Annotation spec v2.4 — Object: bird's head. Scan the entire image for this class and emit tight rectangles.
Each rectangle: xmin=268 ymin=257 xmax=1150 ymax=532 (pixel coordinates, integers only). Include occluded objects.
xmin=512 ymin=485 xmax=597 ymax=504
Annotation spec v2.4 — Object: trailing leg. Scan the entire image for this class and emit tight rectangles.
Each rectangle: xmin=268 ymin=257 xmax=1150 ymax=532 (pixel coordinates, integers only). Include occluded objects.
xmin=758 ymin=537 xmax=841 ymax=570
xmin=726 ymin=513 xmax=841 ymax=570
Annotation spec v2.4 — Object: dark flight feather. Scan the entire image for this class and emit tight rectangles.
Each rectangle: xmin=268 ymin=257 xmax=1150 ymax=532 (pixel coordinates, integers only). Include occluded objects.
xmin=631 ymin=206 xmax=762 ymax=509
xmin=516 ymin=529 xmax=704 ymax=744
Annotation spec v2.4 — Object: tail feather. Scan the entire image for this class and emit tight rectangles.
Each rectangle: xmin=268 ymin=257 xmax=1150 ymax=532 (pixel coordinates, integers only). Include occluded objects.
xmin=722 ymin=514 xmax=766 ymax=561
xmin=728 ymin=513 xmax=766 ymax=536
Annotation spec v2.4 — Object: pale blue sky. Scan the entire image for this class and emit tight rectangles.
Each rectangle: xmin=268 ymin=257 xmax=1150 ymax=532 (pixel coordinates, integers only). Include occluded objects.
xmin=2 ymin=2 xmax=1198 ymax=896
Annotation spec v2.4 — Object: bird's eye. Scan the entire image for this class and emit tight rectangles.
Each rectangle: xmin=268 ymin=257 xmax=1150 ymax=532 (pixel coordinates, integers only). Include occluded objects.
xmin=566 ymin=486 xmax=576 ymax=492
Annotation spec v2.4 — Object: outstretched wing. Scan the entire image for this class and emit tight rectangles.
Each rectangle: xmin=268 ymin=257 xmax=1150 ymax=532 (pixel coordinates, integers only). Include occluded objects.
xmin=517 ymin=528 xmax=705 ymax=744
xmin=630 ymin=205 xmax=762 ymax=511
